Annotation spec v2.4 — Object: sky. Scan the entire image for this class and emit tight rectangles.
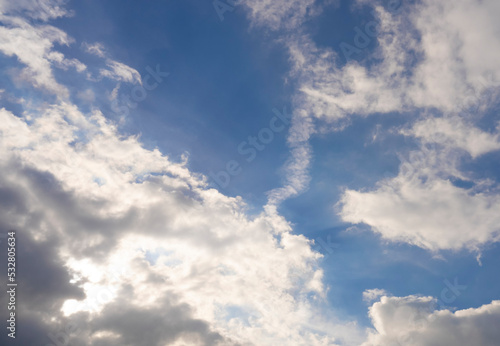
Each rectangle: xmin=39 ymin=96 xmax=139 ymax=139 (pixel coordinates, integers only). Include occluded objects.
xmin=0 ymin=0 xmax=500 ymax=345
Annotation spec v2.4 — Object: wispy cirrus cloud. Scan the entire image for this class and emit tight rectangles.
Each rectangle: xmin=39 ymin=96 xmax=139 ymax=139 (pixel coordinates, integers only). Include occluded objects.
xmin=81 ymin=41 xmax=106 ymax=58
xmin=242 ymin=0 xmax=327 ymax=31
xmin=0 ymin=0 xmax=70 ymax=21
xmin=99 ymin=59 xmax=142 ymax=85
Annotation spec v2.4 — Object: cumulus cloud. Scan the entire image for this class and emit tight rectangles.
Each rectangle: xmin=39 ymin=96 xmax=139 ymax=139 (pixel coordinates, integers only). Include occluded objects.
xmin=0 ymin=2 xmax=351 ymax=340
xmin=339 ymin=140 xmax=500 ymax=252
xmin=339 ymin=104 xmax=500 ymax=253
xmin=363 ymin=295 xmax=500 ymax=346
xmin=0 ymin=101 xmax=364 ymax=345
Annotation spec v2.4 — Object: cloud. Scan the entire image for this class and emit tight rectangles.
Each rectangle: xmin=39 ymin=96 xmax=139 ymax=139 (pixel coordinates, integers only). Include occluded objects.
xmin=82 ymin=42 xmax=107 ymax=58
xmin=339 ymin=111 xmax=500 ymax=253
xmin=363 ymin=295 xmax=500 ymax=346
xmin=0 ymin=0 xmax=70 ymax=21
xmin=276 ymin=0 xmax=500 ymax=253
xmin=403 ymin=116 xmax=500 ymax=159
xmin=81 ymin=42 xmax=141 ymax=84
xmin=288 ymin=0 xmax=500 ymax=122
xmin=244 ymin=0 xmax=315 ymax=30
xmin=0 ymin=101 xmax=364 ymax=345
xmin=0 ymin=16 xmax=79 ymax=98
xmin=259 ymin=0 xmax=499 ymax=212
xmin=363 ymin=289 xmax=388 ymax=303
xmin=266 ymin=109 xmax=315 ymax=207
xmin=242 ymin=0 xmax=334 ymax=31
xmin=99 ymin=59 xmax=142 ymax=85
xmin=77 ymin=88 xmax=96 ymax=103
xmin=338 ymin=141 xmax=500 ymax=252
xmin=1 ymin=0 xmax=499 ymax=344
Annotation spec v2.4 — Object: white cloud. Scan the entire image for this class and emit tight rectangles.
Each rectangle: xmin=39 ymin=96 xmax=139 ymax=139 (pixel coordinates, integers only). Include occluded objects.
xmin=82 ymin=41 xmax=106 ymax=58
xmin=2 ymin=0 xmax=499 ymax=344
xmin=256 ymin=0 xmax=500 ymax=215
xmin=76 ymin=88 xmax=95 ymax=103
xmin=339 ymin=142 xmax=500 ymax=252
xmin=339 ymin=112 xmax=500 ymax=253
xmin=407 ymin=0 xmax=500 ymax=111
xmin=279 ymin=0 xmax=500 ymax=254
xmin=0 ymin=103 xmax=366 ymax=345
xmin=0 ymin=17 xmax=77 ymax=98
xmin=403 ymin=116 xmax=500 ymax=159
xmin=0 ymin=0 xmax=70 ymax=21
xmin=47 ymin=50 xmax=86 ymax=72
xmin=288 ymin=0 xmax=500 ymax=122
xmin=363 ymin=295 xmax=500 ymax=346
xmin=0 ymin=15 xmax=140 ymax=104
xmin=242 ymin=0 xmax=320 ymax=30
xmin=266 ymin=109 xmax=315 ymax=206
xmin=363 ymin=289 xmax=388 ymax=303
xmin=100 ymin=59 xmax=142 ymax=85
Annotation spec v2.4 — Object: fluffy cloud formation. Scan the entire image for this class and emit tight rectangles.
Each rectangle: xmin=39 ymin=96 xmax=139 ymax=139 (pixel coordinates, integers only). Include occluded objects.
xmin=0 ymin=5 xmax=141 ymax=101
xmin=404 ymin=116 xmax=500 ymax=159
xmin=1 ymin=0 xmax=499 ymax=345
xmin=0 ymin=101 xmax=362 ymax=344
xmin=0 ymin=2 xmax=359 ymax=344
xmin=287 ymin=0 xmax=500 ymax=123
xmin=363 ymin=295 xmax=500 ymax=346
xmin=0 ymin=15 xmax=81 ymax=98
xmin=339 ymin=135 xmax=500 ymax=251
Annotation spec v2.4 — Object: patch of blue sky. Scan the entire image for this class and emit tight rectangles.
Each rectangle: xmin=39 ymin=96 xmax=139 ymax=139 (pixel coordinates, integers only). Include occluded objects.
xmin=142 ymin=248 xmax=181 ymax=267
xmin=92 ymin=177 xmax=106 ymax=186
xmin=216 ymin=304 xmax=252 ymax=326
xmin=54 ymin=0 xmax=294 ymax=209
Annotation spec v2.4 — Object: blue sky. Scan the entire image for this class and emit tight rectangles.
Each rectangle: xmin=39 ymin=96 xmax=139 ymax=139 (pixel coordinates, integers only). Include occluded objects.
xmin=1 ymin=0 xmax=500 ymax=345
